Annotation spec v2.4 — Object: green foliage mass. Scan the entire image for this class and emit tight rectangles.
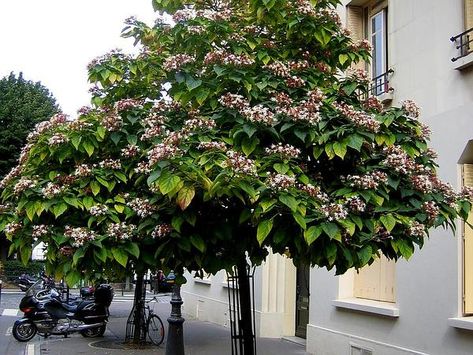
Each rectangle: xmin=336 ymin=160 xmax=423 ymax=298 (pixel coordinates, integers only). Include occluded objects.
xmin=0 ymin=0 xmax=471 ymax=285
xmin=0 ymin=72 xmax=59 ymax=177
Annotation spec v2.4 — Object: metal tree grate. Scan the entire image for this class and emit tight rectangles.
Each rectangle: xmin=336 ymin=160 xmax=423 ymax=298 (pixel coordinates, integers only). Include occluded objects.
xmin=226 ymin=264 xmax=257 ymax=355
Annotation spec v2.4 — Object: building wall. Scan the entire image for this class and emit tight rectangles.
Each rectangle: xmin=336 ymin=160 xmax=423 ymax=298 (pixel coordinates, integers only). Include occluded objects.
xmin=307 ymin=1 xmax=473 ymax=354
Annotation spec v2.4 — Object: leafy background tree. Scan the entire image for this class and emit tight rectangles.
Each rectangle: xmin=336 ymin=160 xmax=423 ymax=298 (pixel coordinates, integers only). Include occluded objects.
xmin=0 ymin=72 xmax=59 ymax=178
xmin=0 ymin=0 xmax=472 ymax=352
xmin=0 ymin=72 xmax=59 ymax=261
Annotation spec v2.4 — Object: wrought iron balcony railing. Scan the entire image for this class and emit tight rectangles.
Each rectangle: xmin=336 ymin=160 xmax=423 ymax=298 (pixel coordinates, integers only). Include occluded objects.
xmin=450 ymin=27 xmax=473 ymax=62
xmin=357 ymin=69 xmax=394 ymax=101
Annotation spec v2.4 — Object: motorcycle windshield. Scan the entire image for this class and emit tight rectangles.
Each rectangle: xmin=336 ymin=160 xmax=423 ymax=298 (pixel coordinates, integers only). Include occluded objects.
xmin=25 ymin=279 xmax=46 ymax=297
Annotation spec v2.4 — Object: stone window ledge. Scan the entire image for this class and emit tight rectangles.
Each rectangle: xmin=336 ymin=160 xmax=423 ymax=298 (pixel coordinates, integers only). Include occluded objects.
xmin=332 ymin=298 xmax=399 ymax=318
xmin=448 ymin=317 xmax=473 ymax=330
xmin=194 ymin=278 xmax=211 ymax=285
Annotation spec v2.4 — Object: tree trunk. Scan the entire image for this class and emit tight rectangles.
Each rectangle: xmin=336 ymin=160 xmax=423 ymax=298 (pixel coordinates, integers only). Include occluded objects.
xmin=132 ymin=273 xmax=145 ymax=343
xmin=237 ymin=258 xmax=255 ymax=355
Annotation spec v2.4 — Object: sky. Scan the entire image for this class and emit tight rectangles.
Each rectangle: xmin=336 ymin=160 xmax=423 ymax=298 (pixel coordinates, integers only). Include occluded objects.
xmin=0 ymin=0 xmax=158 ymax=117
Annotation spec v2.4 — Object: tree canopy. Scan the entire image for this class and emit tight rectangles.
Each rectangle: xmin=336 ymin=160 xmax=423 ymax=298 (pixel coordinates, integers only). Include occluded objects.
xmin=0 ymin=0 xmax=471 ymax=285
xmin=0 ymin=72 xmax=59 ymax=178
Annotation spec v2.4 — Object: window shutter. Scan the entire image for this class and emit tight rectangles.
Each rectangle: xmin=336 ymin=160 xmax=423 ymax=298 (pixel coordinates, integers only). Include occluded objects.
xmin=465 ymin=0 xmax=473 ymax=31
xmin=354 ymin=256 xmax=396 ymax=302
xmin=463 ymin=164 xmax=473 ymax=314
xmin=347 ymin=5 xmax=366 ymax=71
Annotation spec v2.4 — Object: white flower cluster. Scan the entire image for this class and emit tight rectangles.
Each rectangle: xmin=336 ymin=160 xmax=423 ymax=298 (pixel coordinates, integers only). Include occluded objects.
xmin=101 ymin=112 xmax=123 ymax=131
xmin=381 ymin=145 xmax=415 ymax=174
xmin=401 ymin=100 xmax=421 ymax=118
xmin=4 ymin=222 xmax=22 ymax=236
xmin=264 ymin=61 xmax=290 ymax=77
xmin=353 ymin=39 xmax=372 ymax=52
xmin=121 ymin=144 xmax=140 ymax=158
xmin=183 ymin=118 xmax=216 ymax=131
xmin=69 ymin=120 xmax=93 ymax=131
xmin=187 ymin=25 xmax=205 ymax=34
xmin=410 ymin=174 xmax=434 ymax=193
xmin=197 ymin=141 xmax=227 ymax=151
xmin=363 ymin=96 xmax=383 ymax=112
xmin=26 ymin=113 xmax=68 ymax=142
xmin=107 ymin=222 xmax=136 ymax=241
xmin=64 ymin=226 xmax=97 ymax=247
xmin=115 ymin=98 xmax=143 ymax=112
xmin=90 ymin=204 xmax=108 ymax=216
xmin=317 ymin=8 xmax=342 ymax=26
xmin=321 ymin=203 xmax=348 ymax=221
xmin=134 ymin=161 xmax=152 ymax=174
xmin=32 ymin=225 xmax=49 ymax=238
xmin=163 ymin=54 xmax=196 ymax=72
xmin=75 ymin=164 xmax=93 ymax=177
xmin=293 ymin=0 xmax=316 ymax=16
xmin=163 ymin=131 xmax=188 ymax=145
xmin=422 ymin=201 xmax=439 ymax=224
xmin=333 ymin=102 xmax=380 ymax=133
xmin=345 ymin=196 xmax=366 ymax=213
xmin=141 ymin=126 xmax=165 ymax=141
xmin=99 ymin=159 xmax=122 ymax=170
xmin=419 ymin=122 xmax=431 ymax=140
xmin=151 ymin=224 xmax=172 ymax=238
xmin=148 ymin=143 xmax=182 ymax=166
xmin=242 ymin=104 xmax=275 ymax=125
xmin=346 ymin=171 xmax=388 ymax=189
xmin=407 ymin=221 xmax=427 ymax=238
xmin=127 ymin=198 xmax=155 ymax=217
xmin=13 ymin=177 xmax=36 ymax=195
xmin=225 ymin=150 xmax=257 ymax=176
xmin=48 ymin=133 xmax=69 ymax=146
xmin=285 ymin=76 xmax=306 ymax=88
xmin=219 ymin=93 xmax=250 ymax=110
xmin=152 ymin=99 xmax=181 ymax=113
xmin=272 ymin=92 xmax=293 ymax=107
xmin=18 ymin=144 xmax=32 ymax=165
xmin=204 ymin=49 xmax=254 ymax=67
xmin=266 ymin=173 xmax=296 ymax=192
xmin=0 ymin=166 xmax=21 ymax=188
xmin=347 ymin=68 xmax=369 ymax=83
xmin=42 ymin=182 xmax=64 ymax=199
xmin=265 ymin=143 xmax=301 ymax=159
xmin=77 ymin=106 xmax=93 ymax=116
xmin=299 ymin=184 xmax=329 ymax=202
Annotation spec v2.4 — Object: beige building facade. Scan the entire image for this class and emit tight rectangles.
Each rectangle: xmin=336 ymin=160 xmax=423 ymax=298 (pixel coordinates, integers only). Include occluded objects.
xmin=182 ymin=1 xmax=473 ymax=354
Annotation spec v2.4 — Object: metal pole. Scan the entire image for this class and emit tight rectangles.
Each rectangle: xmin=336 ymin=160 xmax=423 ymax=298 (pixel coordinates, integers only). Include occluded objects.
xmin=165 ymin=283 xmax=185 ymax=355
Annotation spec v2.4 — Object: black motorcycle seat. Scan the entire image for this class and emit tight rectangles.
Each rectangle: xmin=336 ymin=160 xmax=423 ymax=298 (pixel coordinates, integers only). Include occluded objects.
xmin=61 ymin=300 xmax=94 ymax=312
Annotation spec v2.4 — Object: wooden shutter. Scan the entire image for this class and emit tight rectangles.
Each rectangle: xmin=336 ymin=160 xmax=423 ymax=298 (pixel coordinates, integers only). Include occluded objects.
xmin=465 ymin=0 xmax=473 ymax=31
xmin=354 ymin=256 xmax=396 ymax=302
xmin=347 ymin=5 xmax=367 ymax=71
xmin=463 ymin=164 xmax=473 ymax=314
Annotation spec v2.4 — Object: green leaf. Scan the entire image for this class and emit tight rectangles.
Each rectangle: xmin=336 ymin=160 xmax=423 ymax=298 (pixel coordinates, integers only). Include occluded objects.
xmin=94 ymin=248 xmax=107 ymax=263
xmin=20 ymin=246 xmax=31 ymax=265
xmin=25 ymin=203 xmax=36 ymax=221
xmin=177 ymin=185 xmax=195 ymax=210
xmin=241 ymin=136 xmax=258 ymax=156
xmin=279 ymin=194 xmax=298 ymax=212
xmin=112 ymin=247 xmax=128 ymax=267
xmin=339 ymin=54 xmax=349 ymax=65
xmin=83 ymin=140 xmax=95 ymax=156
xmin=126 ymin=242 xmax=140 ymax=259
xmin=83 ymin=196 xmax=94 ymax=209
xmin=293 ymin=213 xmax=306 ymax=229
xmin=96 ymin=176 xmax=109 ymax=188
xmin=304 ymin=226 xmax=322 ymax=245
xmin=393 ymin=239 xmax=414 ymax=260
xmin=90 ymin=181 xmax=100 ymax=196
xmin=158 ymin=174 xmax=181 ymax=195
xmin=73 ymin=248 xmax=86 ymax=266
xmin=333 ymin=142 xmax=347 ymax=159
xmin=186 ymin=76 xmax=202 ymax=91
xmin=71 ymin=136 xmax=82 ymax=150
xmin=260 ymin=199 xmax=277 ymax=213
xmin=65 ymin=270 xmax=81 ymax=287
xmin=338 ymin=219 xmax=356 ymax=236
xmin=347 ymin=134 xmax=364 ymax=151
xmin=358 ymin=245 xmax=372 ymax=266
xmin=172 ymin=216 xmax=185 ymax=233
xmin=63 ymin=196 xmax=80 ymax=208
xmin=257 ymin=219 xmax=273 ymax=245
xmin=190 ymin=235 xmax=206 ymax=253
xmin=380 ymin=214 xmax=397 ymax=232
xmin=322 ymin=222 xmax=341 ymax=240
xmin=53 ymin=203 xmax=68 ymax=218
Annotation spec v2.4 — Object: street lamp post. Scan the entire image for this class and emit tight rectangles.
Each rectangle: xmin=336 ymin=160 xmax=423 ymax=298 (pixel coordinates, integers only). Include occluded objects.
xmin=165 ymin=283 xmax=185 ymax=355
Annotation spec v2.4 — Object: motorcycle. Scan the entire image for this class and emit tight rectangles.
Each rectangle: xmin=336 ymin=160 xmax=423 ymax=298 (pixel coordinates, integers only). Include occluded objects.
xmin=16 ymin=274 xmax=38 ymax=292
xmin=12 ymin=279 xmax=114 ymax=342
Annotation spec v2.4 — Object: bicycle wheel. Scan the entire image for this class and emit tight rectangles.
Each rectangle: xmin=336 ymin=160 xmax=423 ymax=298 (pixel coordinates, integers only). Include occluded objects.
xmin=147 ymin=314 xmax=165 ymax=346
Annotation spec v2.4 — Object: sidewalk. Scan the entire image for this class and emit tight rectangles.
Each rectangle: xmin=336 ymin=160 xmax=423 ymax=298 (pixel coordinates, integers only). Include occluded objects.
xmin=29 ymin=291 xmax=309 ymax=355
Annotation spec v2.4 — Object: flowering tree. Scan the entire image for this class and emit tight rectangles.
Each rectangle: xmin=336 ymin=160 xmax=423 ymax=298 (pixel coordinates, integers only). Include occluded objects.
xmin=0 ymin=0 xmax=471 ymax=351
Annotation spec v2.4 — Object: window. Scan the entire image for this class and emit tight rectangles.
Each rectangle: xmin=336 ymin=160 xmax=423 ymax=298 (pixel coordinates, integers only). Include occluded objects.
xmin=346 ymin=1 xmax=391 ymax=98
xmin=462 ymin=164 xmax=473 ymax=315
xmin=354 ymin=255 xmax=396 ymax=303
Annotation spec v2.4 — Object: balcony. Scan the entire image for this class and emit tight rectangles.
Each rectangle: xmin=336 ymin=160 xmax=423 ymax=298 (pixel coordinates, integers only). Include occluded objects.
xmin=450 ymin=28 xmax=473 ymax=70
xmin=357 ymin=69 xmax=394 ymax=103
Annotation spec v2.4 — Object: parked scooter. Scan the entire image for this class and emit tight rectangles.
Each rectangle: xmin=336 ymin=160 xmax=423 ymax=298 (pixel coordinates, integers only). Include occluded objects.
xmin=16 ymin=274 xmax=38 ymax=292
xmin=12 ymin=279 xmax=114 ymax=342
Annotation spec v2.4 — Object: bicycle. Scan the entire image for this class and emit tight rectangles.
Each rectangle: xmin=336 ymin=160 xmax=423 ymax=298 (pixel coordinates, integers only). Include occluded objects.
xmin=143 ymin=296 xmax=165 ymax=345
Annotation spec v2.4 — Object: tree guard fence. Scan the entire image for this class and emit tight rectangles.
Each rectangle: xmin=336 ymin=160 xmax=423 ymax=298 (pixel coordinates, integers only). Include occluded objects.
xmin=226 ymin=261 xmax=257 ymax=355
